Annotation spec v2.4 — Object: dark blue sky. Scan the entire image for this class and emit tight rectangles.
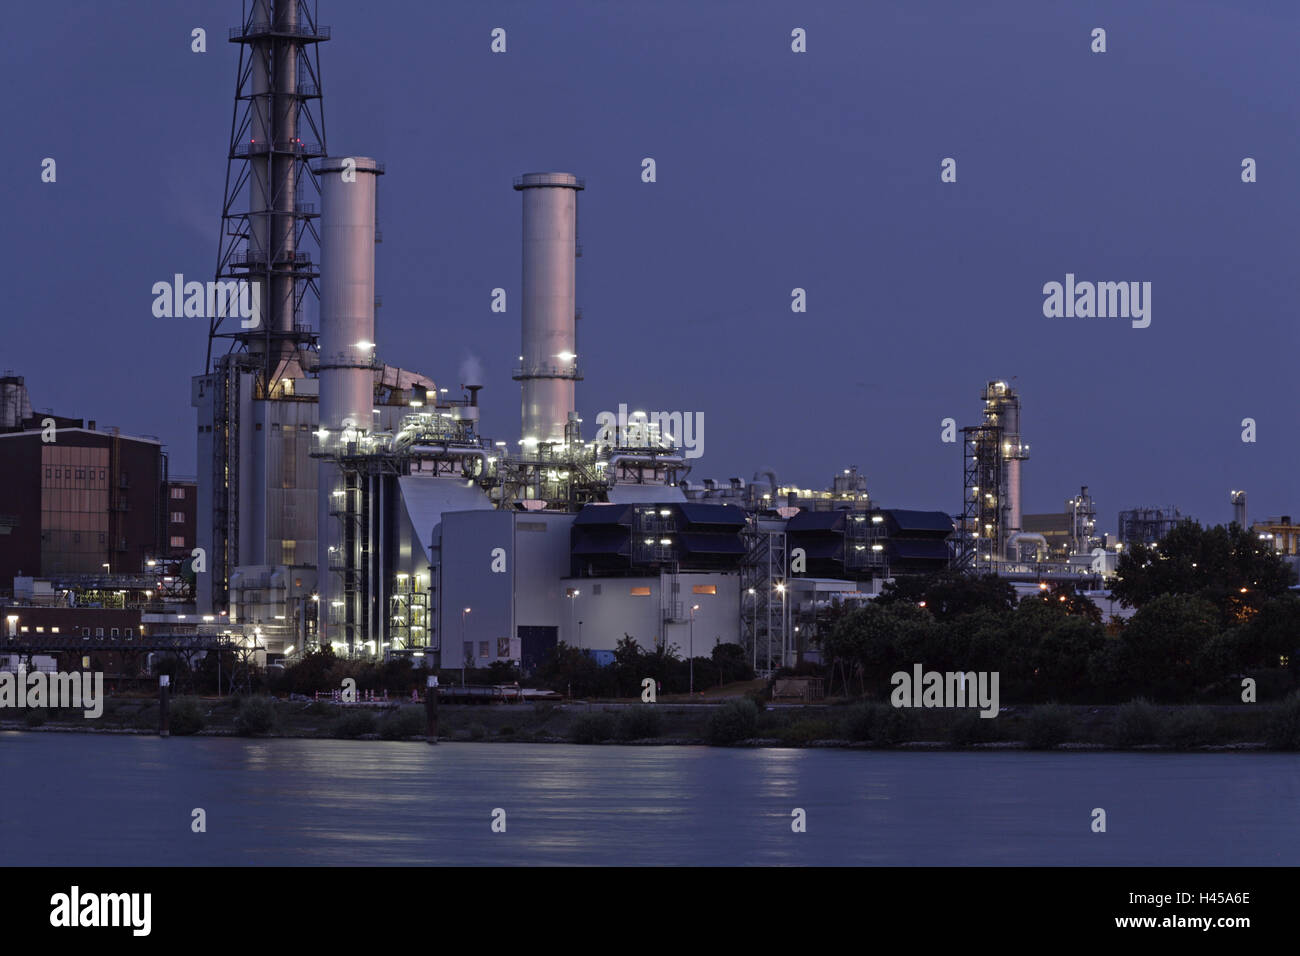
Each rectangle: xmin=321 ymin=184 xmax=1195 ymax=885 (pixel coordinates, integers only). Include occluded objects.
xmin=5 ymin=0 xmax=1296 ymax=535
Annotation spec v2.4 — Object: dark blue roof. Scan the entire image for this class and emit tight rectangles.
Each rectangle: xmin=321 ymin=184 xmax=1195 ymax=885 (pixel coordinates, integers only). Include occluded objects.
xmin=573 ymin=529 xmax=629 ymax=555
xmin=885 ymin=510 xmax=954 ymax=534
xmin=573 ymin=504 xmax=633 ymax=526
xmin=785 ymin=510 xmax=845 ymax=532
xmin=678 ymin=503 xmax=748 ymax=527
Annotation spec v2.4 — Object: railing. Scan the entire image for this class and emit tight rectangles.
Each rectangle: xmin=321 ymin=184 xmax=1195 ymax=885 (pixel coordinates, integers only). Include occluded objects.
xmin=233 ymin=140 xmax=322 ymax=158
xmin=230 ymin=22 xmax=331 ymax=41
xmin=511 ymin=363 xmax=581 ymax=380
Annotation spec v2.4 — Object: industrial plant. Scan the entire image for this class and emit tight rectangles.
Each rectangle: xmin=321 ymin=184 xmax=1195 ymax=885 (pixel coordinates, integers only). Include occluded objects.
xmin=4 ymin=0 xmax=1295 ymax=682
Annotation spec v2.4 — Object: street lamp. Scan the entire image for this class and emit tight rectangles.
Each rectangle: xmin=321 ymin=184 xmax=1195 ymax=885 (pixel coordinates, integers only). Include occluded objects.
xmin=461 ymin=607 xmax=471 ymax=686
xmin=689 ymin=604 xmax=700 ymax=694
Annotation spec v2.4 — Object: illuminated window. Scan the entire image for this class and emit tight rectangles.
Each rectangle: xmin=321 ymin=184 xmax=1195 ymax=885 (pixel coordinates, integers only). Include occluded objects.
xmin=35 ymin=627 xmax=44 ymax=633
xmin=630 ymin=587 xmax=651 ymax=596
xmin=170 ymin=487 xmax=186 ymax=500
xmin=50 ymin=627 xmax=59 ymax=634
xmin=692 ymin=585 xmax=717 ymax=595
xmin=170 ymin=536 xmax=185 ymax=547
xmin=171 ymin=511 xmax=185 ymax=523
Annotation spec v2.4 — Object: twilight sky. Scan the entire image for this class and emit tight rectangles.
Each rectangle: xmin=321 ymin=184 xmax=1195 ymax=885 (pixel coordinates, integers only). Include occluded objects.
xmin=4 ymin=0 xmax=1297 ymax=536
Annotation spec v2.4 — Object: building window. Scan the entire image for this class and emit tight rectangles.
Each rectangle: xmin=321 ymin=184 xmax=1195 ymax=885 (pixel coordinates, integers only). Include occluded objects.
xmin=99 ymin=469 xmax=105 ymax=479
xmin=170 ymin=536 xmax=185 ymax=547
xmin=170 ymin=487 xmax=186 ymax=500
xmin=171 ymin=511 xmax=185 ymax=523
xmin=124 ymin=628 xmax=133 ymax=638
xmin=82 ymin=628 xmax=90 ymax=638
xmin=54 ymin=469 xmax=61 ymax=478
xmin=630 ymin=586 xmax=651 ymax=596
xmin=111 ymin=628 xmax=119 ymax=637
xmin=35 ymin=627 xmax=44 ymax=634
xmin=95 ymin=628 xmax=103 ymax=637
xmin=478 ymin=641 xmax=489 ymax=659
xmin=76 ymin=469 xmax=84 ymax=479
xmin=692 ymin=585 xmax=717 ymax=595
xmin=45 ymin=467 xmax=51 ymax=478
xmin=50 ymin=627 xmax=59 ymax=634
xmin=20 ymin=627 xmax=28 ymax=633
xmin=281 ymin=540 xmax=296 ymax=564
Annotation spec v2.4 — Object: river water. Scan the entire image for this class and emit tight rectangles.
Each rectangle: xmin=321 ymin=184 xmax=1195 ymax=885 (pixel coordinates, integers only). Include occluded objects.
xmin=1 ymin=734 xmax=1296 ymax=865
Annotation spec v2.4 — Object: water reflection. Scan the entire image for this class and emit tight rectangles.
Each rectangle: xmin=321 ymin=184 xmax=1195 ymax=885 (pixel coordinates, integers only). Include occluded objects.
xmin=0 ymin=737 xmax=1295 ymax=866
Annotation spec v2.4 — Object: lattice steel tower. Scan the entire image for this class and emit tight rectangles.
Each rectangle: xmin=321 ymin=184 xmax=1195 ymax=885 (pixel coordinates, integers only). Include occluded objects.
xmin=206 ymin=0 xmax=329 ymax=378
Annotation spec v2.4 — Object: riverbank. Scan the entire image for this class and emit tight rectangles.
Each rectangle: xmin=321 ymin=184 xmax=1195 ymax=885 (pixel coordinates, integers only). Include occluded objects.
xmin=3 ymin=694 xmax=1298 ymax=750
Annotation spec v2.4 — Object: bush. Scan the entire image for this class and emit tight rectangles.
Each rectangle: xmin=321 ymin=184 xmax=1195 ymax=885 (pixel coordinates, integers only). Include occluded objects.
xmin=1162 ymin=707 xmax=1219 ymax=749
xmin=23 ymin=709 xmax=47 ymax=728
xmin=497 ymin=725 xmax=515 ymax=737
xmin=233 ymin=696 xmax=276 ymax=736
xmin=870 ymin=705 xmax=915 ymax=746
xmin=531 ymin=703 xmax=558 ymax=726
xmin=615 ymin=706 xmax=663 ymax=740
xmin=1265 ymin=693 xmax=1300 ymax=750
xmin=1024 ymin=704 xmax=1072 ymax=749
xmin=169 ymin=698 xmax=206 ymax=736
xmin=569 ymin=711 xmax=616 ymax=744
xmin=378 ymin=708 xmax=425 ymax=740
xmin=948 ymin=709 xmax=1001 ymax=747
xmin=304 ymin=700 xmax=338 ymax=718
xmin=1112 ymin=698 xmax=1161 ymax=747
xmin=706 ymin=699 xmax=759 ymax=746
xmin=839 ymin=703 xmax=877 ymax=742
xmin=333 ymin=709 xmax=377 ymax=738
xmin=780 ymin=718 xmax=833 ymax=745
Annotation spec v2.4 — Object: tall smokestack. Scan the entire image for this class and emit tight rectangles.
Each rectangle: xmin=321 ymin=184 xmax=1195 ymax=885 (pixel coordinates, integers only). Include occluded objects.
xmin=316 ymin=156 xmax=382 ymax=647
xmin=317 ymin=157 xmax=381 ymax=431
xmin=513 ymin=172 xmax=583 ymax=447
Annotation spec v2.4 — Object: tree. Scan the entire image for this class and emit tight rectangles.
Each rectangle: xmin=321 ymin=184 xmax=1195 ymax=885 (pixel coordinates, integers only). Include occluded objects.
xmin=1111 ymin=521 xmax=1296 ymax=623
xmin=876 ymin=571 xmax=1016 ymax=619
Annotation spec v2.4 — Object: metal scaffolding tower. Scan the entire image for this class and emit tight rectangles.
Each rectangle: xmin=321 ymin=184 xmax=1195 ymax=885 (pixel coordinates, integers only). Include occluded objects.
xmin=207 ymin=0 xmax=329 ymax=379
xmin=741 ymin=523 xmax=787 ymax=676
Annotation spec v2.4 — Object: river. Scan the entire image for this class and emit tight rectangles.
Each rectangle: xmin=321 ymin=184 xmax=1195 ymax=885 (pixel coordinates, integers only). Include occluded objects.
xmin=1 ymin=734 xmax=1295 ymax=865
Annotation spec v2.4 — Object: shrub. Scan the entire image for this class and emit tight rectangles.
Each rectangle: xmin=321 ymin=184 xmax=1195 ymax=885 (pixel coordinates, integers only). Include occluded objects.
xmin=169 ymin=698 xmax=206 ymax=736
xmin=615 ymin=706 xmax=663 ymax=740
xmin=1112 ymin=698 xmax=1161 ymax=747
xmin=1024 ymin=704 xmax=1072 ymax=749
xmin=233 ymin=696 xmax=276 ymax=736
xmin=706 ymin=699 xmax=759 ymax=746
xmin=948 ymin=709 xmax=1001 ymax=747
xmin=378 ymin=708 xmax=425 ymax=740
xmin=497 ymin=725 xmax=515 ymax=737
xmin=468 ymin=722 xmax=488 ymax=741
xmin=304 ymin=700 xmax=338 ymax=718
xmin=780 ymin=718 xmax=833 ymax=745
xmin=332 ymin=709 xmax=377 ymax=738
xmin=1265 ymin=694 xmax=1300 ymax=750
xmin=870 ymin=704 xmax=915 ymax=746
xmin=569 ymin=711 xmax=616 ymax=744
xmin=531 ymin=702 xmax=558 ymax=726
xmin=840 ymin=703 xmax=877 ymax=742
xmin=1162 ymin=707 xmax=1219 ymax=749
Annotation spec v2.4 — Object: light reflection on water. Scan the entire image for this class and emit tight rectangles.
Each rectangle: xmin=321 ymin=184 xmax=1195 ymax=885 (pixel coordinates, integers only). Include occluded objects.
xmin=0 ymin=734 xmax=1295 ymax=866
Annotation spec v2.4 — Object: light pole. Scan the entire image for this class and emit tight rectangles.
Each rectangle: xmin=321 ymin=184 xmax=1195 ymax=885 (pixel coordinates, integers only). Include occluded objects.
xmin=747 ymin=588 xmax=756 ymax=672
xmin=773 ymin=582 xmax=786 ymax=675
xmin=689 ymin=604 xmax=700 ymax=694
xmin=461 ymin=607 xmax=471 ymax=686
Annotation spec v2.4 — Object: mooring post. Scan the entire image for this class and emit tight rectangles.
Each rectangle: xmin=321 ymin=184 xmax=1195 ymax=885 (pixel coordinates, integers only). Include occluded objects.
xmin=426 ymin=674 xmax=439 ymax=744
xmin=159 ymin=674 xmax=170 ymax=738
